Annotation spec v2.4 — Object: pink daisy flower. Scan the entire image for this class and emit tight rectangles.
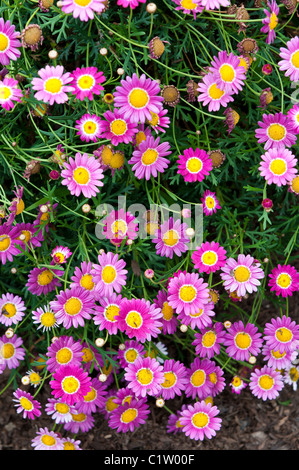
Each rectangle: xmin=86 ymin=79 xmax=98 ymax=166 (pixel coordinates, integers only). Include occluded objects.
xmin=260 ymin=0 xmax=279 ymax=45
xmin=222 ymin=320 xmax=264 ymax=362
xmin=197 ymin=72 xmax=234 ymax=112
xmin=0 ymin=292 xmax=26 ymax=327
xmin=26 ymin=266 xmax=63 ymax=296
xmin=191 ymin=241 xmax=227 ymax=274
xmin=268 ymin=264 xmax=299 ymax=298
xmin=192 ymin=322 xmax=226 ymax=359
xmin=108 ymin=397 xmax=150 ymax=433
xmin=171 ymin=0 xmax=204 ymax=19
xmin=31 ymin=65 xmax=74 ymax=105
xmin=255 ymin=112 xmax=297 ymax=150
xmin=0 ymin=333 xmax=25 ymax=370
xmin=166 ymin=406 xmax=187 ymax=434
xmin=128 ymin=134 xmax=171 ymax=180
xmin=0 ymin=18 xmax=21 ymax=66
xmin=0 ymin=222 xmax=21 ymax=265
xmin=70 ymin=261 xmax=97 ymax=296
xmin=209 ymin=50 xmax=246 ymax=95
xmin=249 ymin=365 xmax=284 ymax=400
xmin=46 ymin=335 xmax=84 ymax=373
xmin=201 ymin=0 xmax=230 ymax=9
xmin=145 ymin=108 xmax=170 ymax=134
xmin=61 ymin=437 xmax=82 ymax=451
xmin=75 ymin=377 xmax=107 ymax=415
xmin=93 ymin=292 xmax=123 ymax=335
xmin=177 ymin=300 xmax=215 ymax=330
xmin=75 ymin=113 xmax=105 ymax=143
xmin=185 ymin=357 xmax=216 ymax=400
xmin=113 ymin=73 xmax=164 ymax=124
xmin=0 ymin=76 xmax=23 ymax=111
xmin=70 ymin=66 xmax=105 ymax=101
xmin=220 ymin=254 xmax=265 ymax=297
xmin=117 ymin=297 xmax=163 ymax=343
xmin=209 ymin=365 xmax=226 ymax=398
xmin=259 ymin=147 xmax=297 ymax=186
xmin=91 ymin=251 xmax=128 ymax=298
xmin=263 ymin=315 xmax=299 ymax=354
xmin=15 ymin=222 xmax=44 ymax=250
xmin=117 ymin=340 xmax=146 ymax=368
xmin=51 ymin=245 xmax=72 ymax=265
xmin=278 ymin=36 xmax=299 ymax=83
xmin=61 ymin=152 xmax=104 ymax=198
xmin=262 ymin=343 xmax=296 ymax=370
xmin=287 ymin=104 xmax=299 ymax=134
xmin=117 ymin=0 xmax=146 ymax=9
xmin=159 ymin=359 xmax=188 ymax=400
xmin=131 ymin=123 xmax=152 ymax=148
xmin=50 ymin=286 xmax=95 ymax=330
xmin=31 ymin=427 xmax=64 ymax=451
xmin=153 ymin=289 xmax=178 ymax=335
xmin=180 ymin=401 xmax=222 ymax=441
xmin=177 ymin=147 xmax=213 ymax=183
xmin=63 ymin=410 xmax=95 ymax=433
xmin=50 ymin=363 xmax=92 ymax=406
xmin=102 ymin=208 xmax=139 ymax=246
xmin=60 ymin=0 xmax=106 ymax=21
xmin=152 ymin=216 xmax=189 ymax=259
xmin=101 ymin=108 xmax=138 ymax=145
xmin=6 ymin=186 xmax=25 ymax=225
xmin=201 ymin=190 xmax=221 ymax=216
xmin=230 ymin=375 xmax=247 ymax=395
xmin=124 ymin=355 xmax=164 ymax=398
xmin=167 ymin=271 xmax=210 ymax=317
xmin=13 ymin=389 xmax=42 ymax=420
xmin=45 ymin=398 xmax=76 ymax=424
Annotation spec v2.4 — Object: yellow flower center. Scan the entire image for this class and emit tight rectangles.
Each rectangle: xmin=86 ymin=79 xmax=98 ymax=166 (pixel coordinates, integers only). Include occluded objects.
xmin=234 ymin=266 xmax=250 ymax=283
xmin=29 ymin=372 xmax=41 ymax=385
xmin=110 ymin=152 xmax=125 ymax=169
xmin=146 ymin=221 xmax=159 ymax=235
xmin=208 ymin=83 xmax=225 ymax=100
xmin=101 ymin=265 xmax=117 ymax=284
xmin=135 ymin=131 xmax=147 ymax=146
xmin=82 ymin=347 xmax=94 ymax=363
xmin=189 ymin=308 xmax=203 ymax=318
xmin=269 ymin=158 xmax=287 ymax=175
xmin=80 ymin=274 xmax=95 ymax=291
xmin=101 ymin=146 xmax=113 ymax=165
xmin=276 ymin=273 xmax=291 ymax=288
xmin=106 ymin=396 xmax=118 ymax=412
xmin=83 ymin=120 xmax=97 ymax=135
xmin=202 ymin=331 xmax=216 ymax=348
xmin=55 ymin=402 xmax=70 ymax=414
xmin=141 ymin=149 xmax=158 ymax=165
xmin=129 ymin=88 xmax=149 ymax=108
xmin=180 ymin=0 xmax=197 ymax=9
xmin=37 ymin=270 xmax=53 ymax=286
xmin=232 ymin=376 xmax=242 ymax=387
xmin=74 ymin=0 xmax=91 ymax=5
xmin=126 ymin=310 xmax=143 ymax=329
xmin=162 ymin=301 xmax=174 ymax=321
xmin=192 ymin=412 xmax=209 ymax=428
xmin=0 ymin=33 xmax=9 ymax=51
xmin=56 ymin=347 xmax=73 ymax=364
xmin=258 ymin=374 xmax=274 ymax=390
xmin=191 ymin=369 xmax=205 ymax=387
xmin=83 ymin=387 xmax=96 ymax=402
xmin=267 ymin=123 xmax=286 ymax=141
xmin=16 ymin=199 xmax=25 ymax=216
xmin=235 ymin=332 xmax=252 ymax=349
xmin=41 ymin=435 xmax=56 ymax=447
xmin=78 ymin=74 xmax=94 ymax=90
xmin=64 ymin=297 xmax=82 ymax=316
xmin=40 ymin=311 xmax=56 ymax=328
xmin=54 ymin=252 xmax=65 ymax=263
xmin=205 ymin=196 xmax=215 ymax=208
xmin=0 ymin=235 xmax=11 ymax=252
xmin=2 ymin=303 xmax=17 ymax=318
xmin=269 ymin=12 xmax=278 ymax=30
xmin=105 ymin=304 xmax=120 ymax=322
xmin=18 ymin=230 xmax=31 ymax=243
xmin=137 ymin=368 xmax=153 ymax=385
xmin=73 ymin=167 xmax=90 ymax=185
xmin=110 ymin=119 xmax=127 ymax=136
xmin=1 ymin=343 xmax=15 ymax=359
xmin=219 ymin=64 xmax=235 ymax=83
xmin=148 ymin=112 xmax=159 ymax=126
xmin=179 ymin=285 xmax=197 ymax=302
xmin=72 ymin=412 xmax=86 ymax=422
xmin=271 ymin=349 xmax=286 ymax=359
xmin=0 ymin=86 xmax=11 ymax=101
xmin=202 ymin=251 xmax=217 ymax=266
xmin=111 ymin=219 xmax=127 ymax=236
xmin=289 ymin=367 xmax=299 ymax=382
xmin=121 ymin=408 xmax=138 ymax=423
xmin=275 ymin=326 xmax=293 ymax=343
xmin=186 ymin=157 xmax=203 ymax=173
xmin=125 ymin=348 xmax=138 ymax=363
xmin=291 ymin=176 xmax=299 ymax=194
xmin=209 ymin=372 xmax=217 ymax=384
xmin=239 ymin=58 xmax=248 ymax=71
xmin=64 ymin=442 xmax=75 ymax=450
xmin=19 ymin=397 xmax=33 ymax=411
xmin=62 ymin=376 xmax=80 ymax=394
xmin=45 ymin=78 xmax=62 ymax=94
xmin=162 ymin=229 xmax=179 ymax=247
xmin=161 ymin=371 xmax=177 ymax=388
xmin=291 ymin=50 xmax=299 ymax=69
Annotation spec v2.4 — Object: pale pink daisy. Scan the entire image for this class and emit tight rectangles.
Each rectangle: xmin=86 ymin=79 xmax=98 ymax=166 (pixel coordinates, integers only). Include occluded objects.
xmin=51 ymin=245 xmax=72 ymax=265
xmin=128 ymin=134 xmax=171 ymax=180
xmin=180 ymin=401 xmax=222 ymax=441
xmin=192 ymin=322 xmax=226 ymax=359
xmin=31 ymin=65 xmax=74 ymax=105
xmin=91 ymin=251 xmax=128 ymax=298
xmin=61 ymin=152 xmax=104 ymax=198
xmin=222 ymin=320 xmax=264 ymax=362
xmin=31 ymin=427 xmax=64 ymax=451
xmin=108 ymin=397 xmax=150 ymax=433
xmin=249 ymin=365 xmax=284 ymax=400
xmin=0 ymin=223 xmax=21 ymax=265
xmin=0 ymin=18 xmax=21 ymax=66
xmin=172 ymin=0 xmax=204 ymax=19
xmin=50 ymin=363 xmax=92 ymax=406
xmin=177 ymin=147 xmax=213 ymax=183
xmin=185 ymin=358 xmax=217 ymax=400
xmin=159 ymin=359 xmax=188 ymax=400
xmin=100 ymin=108 xmax=138 ymax=145
xmin=255 ymin=112 xmax=297 ymax=150
xmin=167 ymin=271 xmax=210 ymax=317
xmin=278 ymin=36 xmax=299 ymax=83
xmin=260 ymin=0 xmax=279 ymax=45
xmin=0 ymin=76 xmax=23 ymax=111
xmin=287 ymin=104 xmax=299 ymax=134
xmin=191 ymin=241 xmax=227 ymax=274
xmin=201 ymin=190 xmax=221 ymax=216
xmin=197 ymin=72 xmax=234 ymax=112
xmin=70 ymin=66 xmax=105 ymax=101
xmin=0 ymin=292 xmax=26 ymax=327
xmin=259 ymin=147 xmax=298 ymax=186
xmin=26 ymin=266 xmax=63 ymax=296
xmin=93 ymin=293 xmax=123 ymax=335
xmin=0 ymin=333 xmax=25 ymax=370
xmin=102 ymin=208 xmax=139 ymax=246
xmin=220 ymin=254 xmax=265 ymax=297
xmin=61 ymin=437 xmax=82 ymax=450
xmin=50 ymin=286 xmax=95 ymax=329
xmin=60 ymin=0 xmax=106 ymax=21
xmin=209 ymin=50 xmax=246 ymax=95
xmin=152 ymin=216 xmax=189 ymax=259
xmin=153 ymin=289 xmax=178 ymax=335
xmin=45 ymin=398 xmax=76 ymax=424
xmin=13 ymin=389 xmax=42 ymax=420
xmin=268 ymin=264 xmax=299 ymax=298
xmin=263 ymin=315 xmax=299 ymax=354
xmin=124 ymin=355 xmax=164 ymax=398
xmin=46 ymin=335 xmax=84 ymax=373
xmin=75 ymin=113 xmax=105 ymax=143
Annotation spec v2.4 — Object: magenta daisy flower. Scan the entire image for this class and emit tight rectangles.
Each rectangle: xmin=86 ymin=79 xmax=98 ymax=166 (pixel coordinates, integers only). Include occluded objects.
xmin=191 ymin=241 xmax=227 ymax=274
xmin=124 ymin=356 xmax=164 ymax=398
xmin=91 ymin=251 xmax=127 ymax=298
xmin=146 ymin=108 xmax=170 ymax=134
xmin=0 ymin=292 xmax=26 ymax=327
xmin=259 ymin=147 xmax=298 ymax=186
xmin=0 ymin=333 xmax=25 ymax=370
xmin=102 ymin=208 xmax=139 ymax=246
xmin=222 ymin=320 xmax=264 ymax=362
xmin=31 ymin=427 xmax=64 ymax=451
xmin=117 ymin=340 xmax=146 ymax=368
xmin=113 ymin=73 xmax=164 ymax=123
xmin=0 ymin=77 xmax=23 ymax=111
xmin=63 ymin=410 xmax=95 ymax=433
xmin=260 ymin=0 xmax=279 ymax=45
xmin=230 ymin=375 xmax=247 ymax=395
xmin=153 ymin=289 xmax=178 ymax=335
xmin=128 ymin=134 xmax=171 ymax=180
xmin=208 ymin=364 xmax=226 ymax=397
xmin=45 ymin=398 xmax=76 ymax=424
xmin=50 ymin=286 xmax=95 ymax=329
xmin=117 ymin=0 xmax=146 ymax=9
xmin=60 ymin=0 xmax=106 ymax=21
xmin=61 ymin=152 xmax=104 ymax=198
xmin=93 ymin=293 xmax=123 ymax=335
xmin=70 ymin=66 xmax=105 ymax=101
xmin=201 ymin=190 xmax=221 ymax=216
xmin=278 ymin=36 xmax=299 ymax=83
xmin=263 ymin=315 xmax=299 ymax=354
xmin=167 ymin=271 xmax=210 ymax=317
xmin=0 ymin=18 xmax=21 ymax=66
xmin=172 ymin=0 xmax=204 ymax=19
xmin=13 ymin=389 xmax=42 ymax=420
xmin=75 ymin=113 xmax=105 ymax=143
xmin=152 ymin=216 xmax=189 ymax=259
xmin=51 ymin=245 xmax=72 ymax=265
xmin=268 ymin=264 xmax=299 ymax=298
xmin=177 ymin=147 xmax=213 ymax=183
xmin=249 ymin=365 xmax=284 ymax=400
xmin=26 ymin=266 xmax=63 ymax=296
xmin=159 ymin=359 xmax=188 ymax=400
xmin=0 ymin=222 xmax=21 ymax=265
xmin=50 ymin=363 xmax=92 ymax=406
xmin=262 ymin=343 xmax=295 ymax=370
xmin=101 ymin=108 xmax=138 ymax=145
xmin=166 ymin=407 xmax=187 ymax=434
xmin=185 ymin=357 xmax=216 ymax=400
xmin=31 ymin=65 xmax=74 ymax=105
xmin=15 ymin=222 xmax=44 ymax=250
xmin=192 ymin=322 xmax=226 ymax=359
xmin=197 ymin=72 xmax=234 ymax=112
xmin=177 ymin=299 xmax=215 ymax=330
xmin=287 ymin=104 xmax=299 ymax=134
xmin=75 ymin=377 xmax=107 ymax=415
xmin=209 ymin=50 xmax=246 ymax=95
xmin=255 ymin=112 xmax=297 ymax=150
xmin=46 ymin=335 xmax=84 ymax=373
xmin=70 ymin=261 xmax=97 ymax=296
xmin=220 ymin=254 xmax=265 ymax=297
xmin=108 ymin=397 xmax=150 ymax=433
xmin=180 ymin=401 xmax=222 ymax=441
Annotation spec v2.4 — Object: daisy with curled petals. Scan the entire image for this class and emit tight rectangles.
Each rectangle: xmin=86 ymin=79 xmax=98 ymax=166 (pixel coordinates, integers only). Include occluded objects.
xmin=26 ymin=266 xmax=63 ymax=296
xmin=180 ymin=400 xmax=222 ymax=441
xmin=50 ymin=363 xmax=92 ymax=406
xmin=249 ymin=365 xmax=284 ymax=401
xmin=51 ymin=245 xmax=72 ymax=265
xmin=128 ymin=134 xmax=171 ymax=180
xmin=222 ymin=320 xmax=264 ymax=362
xmin=0 ymin=292 xmax=26 ymax=327
xmin=45 ymin=398 xmax=76 ymax=424
xmin=177 ymin=147 xmax=213 ymax=183
xmin=278 ymin=36 xmax=299 ymax=83
xmin=192 ymin=322 xmax=226 ymax=359
xmin=287 ymin=104 xmax=299 ymax=134
xmin=152 ymin=216 xmax=189 ymax=259
xmin=46 ymin=335 xmax=84 ymax=373
xmin=230 ymin=376 xmax=247 ymax=395
xmin=197 ymin=73 xmax=234 ymax=112
xmin=50 ymin=286 xmax=95 ymax=330
xmin=268 ymin=264 xmax=299 ymax=298
xmin=70 ymin=261 xmax=96 ymax=295
xmin=61 ymin=152 xmax=104 ymax=198
xmin=263 ymin=315 xmax=299 ymax=354
xmin=93 ymin=293 xmax=123 ymax=335
xmin=258 ymin=147 xmax=298 ymax=187
xmin=117 ymin=340 xmax=146 ymax=369
xmin=177 ymin=300 xmax=215 ymax=331
xmin=108 ymin=397 xmax=150 ymax=433
xmin=167 ymin=271 xmax=210 ymax=317
xmin=0 ymin=77 xmax=23 ymax=111
xmin=75 ymin=113 xmax=105 ymax=143
xmin=60 ymin=0 xmax=106 ymax=21
xmin=153 ymin=289 xmax=178 ymax=335
xmin=31 ymin=65 xmax=74 ymax=105
xmin=209 ymin=50 xmax=246 ymax=95
xmin=191 ymin=241 xmax=227 ymax=274
xmin=101 ymin=108 xmax=139 ymax=145
xmin=255 ymin=112 xmax=297 ymax=150
xmin=260 ymin=0 xmax=279 ymax=45
xmin=117 ymin=297 xmax=163 ymax=343
xmin=220 ymin=254 xmax=265 ymax=298
xmin=185 ymin=358 xmax=216 ymax=400
xmin=31 ymin=427 xmax=64 ymax=451
xmin=113 ymin=73 xmax=164 ymax=124
xmin=172 ymin=0 xmax=204 ymax=19
xmin=103 ymin=208 xmax=139 ymax=247
xmin=145 ymin=108 xmax=170 ymax=134
xmin=91 ymin=251 xmax=128 ymax=298
xmin=201 ymin=190 xmax=221 ymax=216
xmin=159 ymin=359 xmax=188 ymax=400
xmin=0 ymin=18 xmax=21 ymax=66
xmin=13 ymin=389 xmax=42 ymax=420
xmin=70 ymin=66 xmax=105 ymax=101
xmin=124 ymin=356 xmax=164 ymax=398
xmin=0 ymin=333 xmax=25 ymax=370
